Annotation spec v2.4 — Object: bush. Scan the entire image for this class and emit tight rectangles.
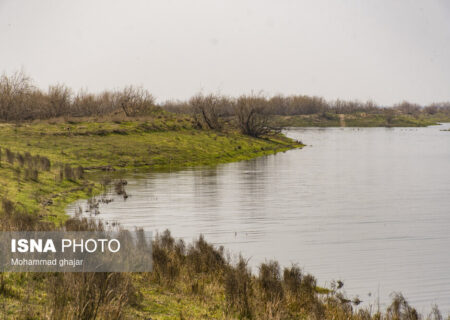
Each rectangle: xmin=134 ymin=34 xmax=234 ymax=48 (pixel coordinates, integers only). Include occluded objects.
xmin=386 ymin=293 xmax=419 ymax=320
xmin=235 ymin=95 xmax=271 ymax=137
xmin=283 ymin=265 xmax=302 ymax=296
xmin=225 ymin=256 xmax=253 ymax=318
xmin=0 ymin=71 xmax=34 ymax=121
xmin=186 ymin=234 xmax=226 ymax=274
xmin=117 ymin=86 xmax=156 ymax=117
xmin=0 ymin=72 xmax=162 ymax=121
xmin=189 ymin=94 xmax=227 ymax=130
xmin=258 ymin=261 xmax=284 ymax=303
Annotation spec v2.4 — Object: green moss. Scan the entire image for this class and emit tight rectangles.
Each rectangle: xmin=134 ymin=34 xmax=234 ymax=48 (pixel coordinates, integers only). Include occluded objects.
xmin=0 ymin=120 xmax=301 ymax=223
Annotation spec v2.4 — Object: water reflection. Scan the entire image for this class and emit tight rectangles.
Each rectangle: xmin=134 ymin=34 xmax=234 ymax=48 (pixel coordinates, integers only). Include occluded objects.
xmin=68 ymin=124 xmax=450 ymax=314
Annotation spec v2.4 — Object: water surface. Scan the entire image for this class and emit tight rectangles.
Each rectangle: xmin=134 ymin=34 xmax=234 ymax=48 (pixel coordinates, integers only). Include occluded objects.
xmin=69 ymin=123 xmax=450 ymax=314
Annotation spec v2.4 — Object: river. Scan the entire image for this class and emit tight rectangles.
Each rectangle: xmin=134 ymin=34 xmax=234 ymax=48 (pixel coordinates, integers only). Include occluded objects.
xmin=68 ymin=123 xmax=450 ymax=314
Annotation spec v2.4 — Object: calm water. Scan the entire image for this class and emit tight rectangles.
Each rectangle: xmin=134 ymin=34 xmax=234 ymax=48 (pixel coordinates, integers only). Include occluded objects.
xmin=68 ymin=123 xmax=450 ymax=314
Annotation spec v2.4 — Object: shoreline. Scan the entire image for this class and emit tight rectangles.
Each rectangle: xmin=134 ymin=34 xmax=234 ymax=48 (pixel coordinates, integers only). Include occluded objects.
xmin=269 ymin=113 xmax=450 ymax=127
xmin=0 ymin=118 xmax=302 ymax=225
xmin=0 ymin=119 xmax=447 ymax=318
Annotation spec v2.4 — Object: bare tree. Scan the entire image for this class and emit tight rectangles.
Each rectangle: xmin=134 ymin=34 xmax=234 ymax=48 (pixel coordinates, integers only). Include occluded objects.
xmin=72 ymin=90 xmax=99 ymax=117
xmin=394 ymin=101 xmax=421 ymax=116
xmin=235 ymin=95 xmax=271 ymax=137
xmin=189 ymin=94 xmax=226 ymax=130
xmin=47 ymin=84 xmax=72 ymax=118
xmin=117 ymin=86 xmax=156 ymax=117
xmin=0 ymin=71 xmax=34 ymax=121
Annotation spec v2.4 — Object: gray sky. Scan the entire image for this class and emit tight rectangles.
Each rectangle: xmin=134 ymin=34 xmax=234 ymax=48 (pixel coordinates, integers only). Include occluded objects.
xmin=0 ymin=0 xmax=449 ymax=105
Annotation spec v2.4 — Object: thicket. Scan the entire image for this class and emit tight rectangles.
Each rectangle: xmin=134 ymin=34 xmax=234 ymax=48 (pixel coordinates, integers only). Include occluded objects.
xmin=0 ymin=71 xmax=159 ymax=121
xmin=163 ymin=93 xmax=450 ymax=135
xmin=163 ymin=94 xmax=450 ymax=118
xmin=144 ymin=229 xmax=444 ymax=320
xmin=2 ymin=71 xmax=449 ymax=138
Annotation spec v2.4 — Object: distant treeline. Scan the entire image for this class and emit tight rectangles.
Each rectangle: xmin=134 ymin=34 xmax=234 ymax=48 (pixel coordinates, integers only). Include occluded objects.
xmin=0 ymin=71 xmax=159 ymax=121
xmin=163 ymin=94 xmax=450 ymax=117
xmin=162 ymin=94 xmax=450 ymax=135
xmin=1 ymin=71 xmax=449 ymax=132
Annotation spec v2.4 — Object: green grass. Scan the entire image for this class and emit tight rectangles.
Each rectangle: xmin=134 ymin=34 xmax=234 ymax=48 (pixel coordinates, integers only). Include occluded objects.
xmin=0 ymin=119 xmax=301 ymax=224
xmin=270 ymin=112 xmax=450 ymax=127
xmin=0 ymin=117 xmax=434 ymax=319
xmin=0 ymin=117 xmax=303 ymax=318
xmin=131 ymin=282 xmax=226 ymax=319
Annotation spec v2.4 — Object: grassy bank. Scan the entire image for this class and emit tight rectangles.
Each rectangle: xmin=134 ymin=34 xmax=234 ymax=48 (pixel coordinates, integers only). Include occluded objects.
xmin=0 ymin=115 xmax=442 ymax=319
xmin=0 ymin=116 xmax=300 ymax=225
xmin=269 ymin=112 xmax=450 ymax=127
xmin=0 ymin=116 xmax=307 ymax=319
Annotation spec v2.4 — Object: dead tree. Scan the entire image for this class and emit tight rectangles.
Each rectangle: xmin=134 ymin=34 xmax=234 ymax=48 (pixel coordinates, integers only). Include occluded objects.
xmin=235 ymin=95 xmax=271 ymax=137
xmin=189 ymin=94 xmax=225 ymax=130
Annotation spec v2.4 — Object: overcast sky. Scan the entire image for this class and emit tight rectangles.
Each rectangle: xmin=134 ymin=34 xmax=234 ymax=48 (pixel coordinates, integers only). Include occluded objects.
xmin=0 ymin=0 xmax=449 ymax=105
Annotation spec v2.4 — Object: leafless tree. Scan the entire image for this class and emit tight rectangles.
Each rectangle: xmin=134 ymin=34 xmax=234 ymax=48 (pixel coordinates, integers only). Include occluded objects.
xmin=0 ymin=71 xmax=34 ymax=121
xmin=235 ymin=95 xmax=271 ymax=137
xmin=117 ymin=86 xmax=155 ymax=117
xmin=72 ymin=90 xmax=100 ymax=117
xmin=394 ymin=101 xmax=421 ymax=116
xmin=47 ymin=84 xmax=72 ymax=118
xmin=189 ymin=94 xmax=229 ymax=130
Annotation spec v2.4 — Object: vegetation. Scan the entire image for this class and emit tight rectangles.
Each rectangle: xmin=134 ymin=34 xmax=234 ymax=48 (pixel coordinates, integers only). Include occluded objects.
xmin=0 ymin=72 xmax=448 ymax=319
xmin=2 ymin=71 xmax=449 ymax=129
xmin=164 ymin=94 xmax=450 ymax=128
xmin=0 ymin=210 xmax=445 ymax=319
xmin=235 ymin=95 xmax=274 ymax=137
xmin=0 ymin=119 xmax=298 ymax=225
xmin=0 ymin=71 xmax=161 ymax=121
xmin=268 ymin=112 xmax=450 ymax=127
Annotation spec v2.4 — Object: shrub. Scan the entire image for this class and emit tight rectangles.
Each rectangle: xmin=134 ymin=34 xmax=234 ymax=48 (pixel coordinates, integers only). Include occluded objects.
xmin=117 ymin=86 xmax=156 ymax=117
xmin=258 ymin=261 xmax=284 ymax=302
xmin=189 ymin=94 xmax=226 ymax=130
xmin=386 ymin=293 xmax=419 ymax=320
xmin=225 ymin=256 xmax=253 ymax=318
xmin=283 ymin=265 xmax=302 ymax=296
xmin=0 ymin=71 xmax=34 ymax=121
xmin=152 ymin=230 xmax=181 ymax=285
xmin=47 ymin=84 xmax=72 ymax=118
xmin=186 ymin=234 xmax=226 ymax=274
xmin=235 ymin=95 xmax=271 ymax=137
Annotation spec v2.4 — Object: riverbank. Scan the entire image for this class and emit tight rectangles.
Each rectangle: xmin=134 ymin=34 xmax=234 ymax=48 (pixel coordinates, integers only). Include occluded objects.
xmin=269 ymin=112 xmax=450 ymax=127
xmin=0 ymin=116 xmax=300 ymax=225
xmin=0 ymin=117 xmax=306 ymax=318
xmin=0 ymin=118 xmax=443 ymax=319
